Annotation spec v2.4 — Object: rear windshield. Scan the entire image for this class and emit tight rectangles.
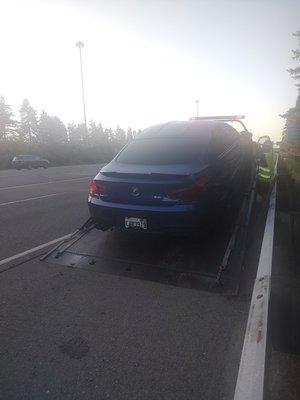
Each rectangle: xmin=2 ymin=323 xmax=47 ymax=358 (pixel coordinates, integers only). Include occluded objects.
xmin=116 ymin=138 xmax=207 ymax=165
xmin=138 ymin=121 xmax=213 ymax=139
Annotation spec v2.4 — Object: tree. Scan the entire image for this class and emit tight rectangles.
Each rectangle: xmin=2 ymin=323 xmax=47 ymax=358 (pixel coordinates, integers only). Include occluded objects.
xmin=127 ymin=127 xmax=133 ymax=142
xmin=0 ymin=96 xmax=16 ymax=140
xmin=105 ymin=127 xmax=114 ymax=142
xmin=18 ymin=99 xmax=38 ymax=143
xmin=287 ymin=31 xmax=300 ymax=92
xmin=281 ymin=31 xmax=300 ymax=142
xmin=89 ymin=120 xmax=106 ymax=144
xmin=67 ymin=122 xmax=87 ymax=144
xmin=38 ymin=111 xmax=67 ymax=143
xmin=67 ymin=122 xmax=81 ymax=143
xmin=281 ymin=96 xmax=300 ymax=142
xmin=37 ymin=111 xmax=50 ymax=143
xmin=76 ymin=123 xmax=88 ymax=144
xmin=115 ymin=125 xmax=126 ymax=144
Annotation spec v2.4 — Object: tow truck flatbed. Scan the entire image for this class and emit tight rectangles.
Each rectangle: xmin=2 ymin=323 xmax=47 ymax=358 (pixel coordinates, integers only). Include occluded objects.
xmin=42 ymin=172 xmax=256 ymax=295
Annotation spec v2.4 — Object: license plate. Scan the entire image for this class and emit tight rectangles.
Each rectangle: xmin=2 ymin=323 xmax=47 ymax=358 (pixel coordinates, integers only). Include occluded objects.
xmin=125 ymin=217 xmax=147 ymax=230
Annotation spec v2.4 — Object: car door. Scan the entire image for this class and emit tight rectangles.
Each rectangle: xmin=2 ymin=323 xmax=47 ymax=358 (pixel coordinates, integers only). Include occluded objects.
xmin=36 ymin=157 xmax=42 ymax=167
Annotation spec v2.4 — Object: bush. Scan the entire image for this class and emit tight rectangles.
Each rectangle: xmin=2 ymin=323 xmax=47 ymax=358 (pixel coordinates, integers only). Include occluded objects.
xmin=0 ymin=140 xmax=122 ymax=170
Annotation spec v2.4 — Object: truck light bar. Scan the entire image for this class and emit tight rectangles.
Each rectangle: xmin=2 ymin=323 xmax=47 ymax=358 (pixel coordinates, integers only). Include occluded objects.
xmin=189 ymin=115 xmax=245 ymax=121
xmin=189 ymin=115 xmax=248 ymax=132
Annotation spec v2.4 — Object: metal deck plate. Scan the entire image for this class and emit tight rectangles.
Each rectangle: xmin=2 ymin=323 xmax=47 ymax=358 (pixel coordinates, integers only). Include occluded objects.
xmin=43 ymin=213 xmax=247 ymax=295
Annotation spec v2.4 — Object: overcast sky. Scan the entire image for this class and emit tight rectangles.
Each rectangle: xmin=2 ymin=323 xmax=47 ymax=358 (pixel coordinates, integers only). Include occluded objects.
xmin=1 ymin=0 xmax=299 ymax=140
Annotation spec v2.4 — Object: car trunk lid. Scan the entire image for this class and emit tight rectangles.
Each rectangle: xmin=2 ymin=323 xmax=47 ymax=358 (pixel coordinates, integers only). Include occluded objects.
xmin=97 ymin=162 xmax=204 ymax=206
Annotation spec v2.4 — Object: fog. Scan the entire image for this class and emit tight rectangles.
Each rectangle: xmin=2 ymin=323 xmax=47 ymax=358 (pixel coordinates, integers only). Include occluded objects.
xmin=1 ymin=0 xmax=300 ymax=139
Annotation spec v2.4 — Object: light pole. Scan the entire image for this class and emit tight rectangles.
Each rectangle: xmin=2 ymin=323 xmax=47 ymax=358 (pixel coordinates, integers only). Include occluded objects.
xmin=195 ymin=99 xmax=199 ymax=118
xmin=76 ymin=41 xmax=87 ymax=128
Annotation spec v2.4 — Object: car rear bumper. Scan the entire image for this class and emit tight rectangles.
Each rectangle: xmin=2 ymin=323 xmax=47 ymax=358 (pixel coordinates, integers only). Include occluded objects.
xmin=88 ymin=197 xmax=209 ymax=232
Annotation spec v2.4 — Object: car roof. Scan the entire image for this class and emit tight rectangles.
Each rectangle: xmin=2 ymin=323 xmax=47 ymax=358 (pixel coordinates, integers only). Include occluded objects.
xmin=15 ymin=154 xmax=37 ymax=157
xmin=137 ymin=120 xmax=236 ymax=140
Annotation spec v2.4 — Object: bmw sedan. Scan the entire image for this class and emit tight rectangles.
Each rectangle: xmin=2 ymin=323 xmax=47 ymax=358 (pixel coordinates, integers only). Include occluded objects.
xmin=88 ymin=119 xmax=252 ymax=233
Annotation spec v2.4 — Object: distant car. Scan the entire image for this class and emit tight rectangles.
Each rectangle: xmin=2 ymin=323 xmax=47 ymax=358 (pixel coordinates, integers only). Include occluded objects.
xmin=88 ymin=118 xmax=253 ymax=233
xmin=12 ymin=155 xmax=49 ymax=170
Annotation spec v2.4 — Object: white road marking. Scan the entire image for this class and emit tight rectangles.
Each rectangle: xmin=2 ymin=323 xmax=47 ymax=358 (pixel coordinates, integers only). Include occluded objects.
xmin=0 ymin=233 xmax=73 ymax=267
xmin=0 ymin=176 xmax=91 ymax=191
xmin=0 ymin=193 xmax=59 ymax=207
xmin=234 ymin=155 xmax=278 ymax=400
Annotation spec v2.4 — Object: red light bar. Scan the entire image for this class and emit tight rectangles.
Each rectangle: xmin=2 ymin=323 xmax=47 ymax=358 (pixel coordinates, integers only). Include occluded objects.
xmin=190 ymin=115 xmax=245 ymax=121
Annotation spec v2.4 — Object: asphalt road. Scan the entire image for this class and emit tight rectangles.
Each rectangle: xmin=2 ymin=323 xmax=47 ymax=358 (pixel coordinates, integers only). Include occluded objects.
xmin=0 ymin=164 xmax=256 ymax=400
xmin=0 ymin=165 xmax=101 ymax=260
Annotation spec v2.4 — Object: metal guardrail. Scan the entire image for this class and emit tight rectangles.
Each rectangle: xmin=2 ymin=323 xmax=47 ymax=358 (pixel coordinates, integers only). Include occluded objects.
xmin=234 ymin=156 xmax=278 ymax=400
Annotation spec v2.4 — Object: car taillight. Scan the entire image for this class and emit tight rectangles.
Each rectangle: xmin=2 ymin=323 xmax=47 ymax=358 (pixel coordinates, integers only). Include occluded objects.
xmin=89 ymin=180 xmax=107 ymax=198
xmin=168 ymin=176 xmax=207 ymax=202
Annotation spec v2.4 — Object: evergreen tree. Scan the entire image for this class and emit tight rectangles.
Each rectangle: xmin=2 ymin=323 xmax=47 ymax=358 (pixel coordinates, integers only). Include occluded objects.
xmin=287 ymin=31 xmax=300 ymax=92
xmin=77 ymin=123 xmax=88 ymax=143
xmin=50 ymin=116 xmax=68 ymax=143
xmin=115 ymin=125 xmax=126 ymax=143
xmin=127 ymin=127 xmax=133 ymax=141
xmin=281 ymin=96 xmax=300 ymax=142
xmin=281 ymin=31 xmax=300 ymax=142
xmin=38 ymin=111 xmax=67 ymax=143
xmin=0 ymin=96 xmax=16 ymax=140
xmin=105 ymin=127 xmax=114 ymax=142
xmin=89 ymin=121 xmax=105 ymax=144
xmin=37 ymin=111 xmax=50 ymax=143
xmin=67 ymin=122 xmax=81 ymax=143
xmin=18 ymin=99 xmax=38 ymax=143
xmin=88 ymin=120 xmax=97 ymax=141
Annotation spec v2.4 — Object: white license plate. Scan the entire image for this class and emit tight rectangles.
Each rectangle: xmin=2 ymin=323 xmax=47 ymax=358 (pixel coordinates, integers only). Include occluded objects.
xmin=125 ymin=217 xmax=147 ymax=230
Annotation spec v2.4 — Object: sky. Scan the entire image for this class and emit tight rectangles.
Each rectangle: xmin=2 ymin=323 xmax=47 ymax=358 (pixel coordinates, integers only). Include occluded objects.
xmin=0 ymin=0 xmax=299 ymax=140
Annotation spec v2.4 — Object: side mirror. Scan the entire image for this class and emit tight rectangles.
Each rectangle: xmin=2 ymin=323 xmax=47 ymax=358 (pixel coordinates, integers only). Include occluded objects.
xmin=258 ymin=135 xmax=271 ymax=145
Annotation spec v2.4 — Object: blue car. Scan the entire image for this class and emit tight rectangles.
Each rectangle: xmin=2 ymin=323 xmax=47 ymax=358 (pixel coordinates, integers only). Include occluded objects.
xmin=88 ymin=118 xmax=252 ymax=233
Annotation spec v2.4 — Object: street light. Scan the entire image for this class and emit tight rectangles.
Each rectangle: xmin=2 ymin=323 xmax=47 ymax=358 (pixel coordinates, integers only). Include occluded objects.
xmin=76 ymin=41 xmax=87 ymax=128
xmin=195 ymin=99 xmax=199 ymax=118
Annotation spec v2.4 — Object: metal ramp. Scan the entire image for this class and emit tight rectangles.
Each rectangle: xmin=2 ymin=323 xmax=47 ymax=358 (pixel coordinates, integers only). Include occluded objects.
xmin=42 ymin=175 xmax=256 ymax=295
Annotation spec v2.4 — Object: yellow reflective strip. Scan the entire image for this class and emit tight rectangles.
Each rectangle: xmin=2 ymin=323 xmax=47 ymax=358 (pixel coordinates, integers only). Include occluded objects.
xmin=258 ymin=168 xmax=271 ymax=176
xmin=259 ymin=167 xmax=270 ymax=173
xmin=259 ymin=174 xmax=271 ymax=179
